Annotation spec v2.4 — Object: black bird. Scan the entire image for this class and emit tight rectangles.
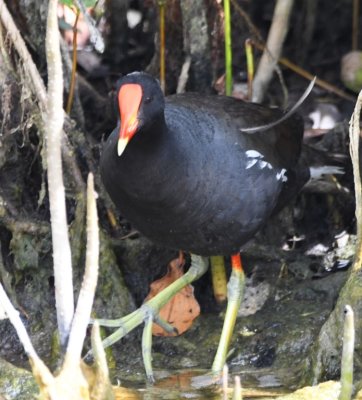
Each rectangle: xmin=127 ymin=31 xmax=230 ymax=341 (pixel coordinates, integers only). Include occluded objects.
xmin=99 ymin=71 xmax=310 ymax=380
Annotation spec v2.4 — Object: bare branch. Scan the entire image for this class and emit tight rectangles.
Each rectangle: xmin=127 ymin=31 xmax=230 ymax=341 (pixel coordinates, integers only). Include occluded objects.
xmin=89 ymin=322 xmax=114 ymax=399
xmin=252 ymin=0 xmax=295 ymax=103
xmin=0 ymin=283 xmax=37 ymax=358
xmin=64 ymin=173 xmax=99 ymax=367
xmin=0 ymin=282 xmax=55 ymax=389
xmin=349 ymin=89 xmax=362 ymax=271
xmin=45 ymin=0 xmax=74 ymax=347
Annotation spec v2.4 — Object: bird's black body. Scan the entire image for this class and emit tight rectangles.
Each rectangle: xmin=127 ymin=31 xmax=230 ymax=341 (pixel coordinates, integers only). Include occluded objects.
xmin=101 ymin=72 xmax=309 ymax=256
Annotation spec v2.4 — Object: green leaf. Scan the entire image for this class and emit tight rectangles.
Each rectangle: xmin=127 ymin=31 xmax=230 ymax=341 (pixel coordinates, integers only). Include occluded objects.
xmin=59 ymin=0 xmax=98 ymax=9
xmin=83 ymin=0 xmax=98 ymax=7
xmin=60 ymin=0 xmax=74 ymax=6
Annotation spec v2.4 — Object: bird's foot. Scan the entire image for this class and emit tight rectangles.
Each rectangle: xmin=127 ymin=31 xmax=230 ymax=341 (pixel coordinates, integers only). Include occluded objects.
xmin=94 ymin=254 xmax=209 ymax=382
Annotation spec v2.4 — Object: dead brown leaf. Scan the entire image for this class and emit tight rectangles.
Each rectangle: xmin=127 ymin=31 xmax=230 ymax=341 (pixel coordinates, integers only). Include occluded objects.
xmin=144 ymin=253 xmax=200 ymax=336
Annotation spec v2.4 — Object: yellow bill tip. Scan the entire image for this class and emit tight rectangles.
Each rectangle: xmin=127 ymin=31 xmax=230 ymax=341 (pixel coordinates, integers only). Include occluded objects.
xmin=117 ymin=138 xmax=129 ymax=156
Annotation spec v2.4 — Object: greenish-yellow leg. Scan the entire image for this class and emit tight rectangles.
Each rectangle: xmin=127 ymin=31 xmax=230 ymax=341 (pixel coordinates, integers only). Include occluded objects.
xmin=212 ymin=253 xmax=245 ymax=374
xmin=210 ymin=255 xmax=227 ymax=303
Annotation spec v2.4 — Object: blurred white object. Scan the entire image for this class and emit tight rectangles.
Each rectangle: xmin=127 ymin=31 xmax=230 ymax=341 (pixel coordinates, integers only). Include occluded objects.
xmin=309 ymin=103 xmax=340 ymax=130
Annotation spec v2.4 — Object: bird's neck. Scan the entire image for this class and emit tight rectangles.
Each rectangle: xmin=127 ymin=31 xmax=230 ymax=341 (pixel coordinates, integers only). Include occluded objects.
xmin=115 ymin=114 xmax=179 ymax=191
xmin=130 ymin=114 xmax=168 ymax=154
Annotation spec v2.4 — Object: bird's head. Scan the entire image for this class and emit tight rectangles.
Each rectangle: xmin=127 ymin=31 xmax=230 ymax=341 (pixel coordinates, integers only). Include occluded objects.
xmin=116 ymin=71 xmax=165 ymax=156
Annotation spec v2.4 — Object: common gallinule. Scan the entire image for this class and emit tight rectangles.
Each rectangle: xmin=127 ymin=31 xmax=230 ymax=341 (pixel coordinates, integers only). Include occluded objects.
xmin=99 ymin=71 xmax=311 ymax=380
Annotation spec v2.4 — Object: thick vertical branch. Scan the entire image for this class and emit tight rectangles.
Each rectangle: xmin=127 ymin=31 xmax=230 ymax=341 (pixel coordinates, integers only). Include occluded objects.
xmin=45 ymin=0 xmax=74 ymax=347
xmin=179 ymin=0 xmax=212 ymax=93
xmin=64 ymin=174 xmax=99 ymax=367
xmin=349 ymin=89 xmax=362 ymax=245
xmin=252 ymin=0 xmax=295 ymax=103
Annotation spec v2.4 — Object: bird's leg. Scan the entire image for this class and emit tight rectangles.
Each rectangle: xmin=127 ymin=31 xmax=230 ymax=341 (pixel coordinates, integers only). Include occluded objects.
xmin=95 ymin=254 xmax=209 ymax=379
xmin=212 ymin=253 xmax=245 ymax=374
xmin=210 ymin=255 xmax=228 ymax=303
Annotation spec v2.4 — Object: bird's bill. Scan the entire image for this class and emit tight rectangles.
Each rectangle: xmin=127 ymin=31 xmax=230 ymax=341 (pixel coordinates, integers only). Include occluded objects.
xmin=118 ymin=83 xmax=142 ymax=156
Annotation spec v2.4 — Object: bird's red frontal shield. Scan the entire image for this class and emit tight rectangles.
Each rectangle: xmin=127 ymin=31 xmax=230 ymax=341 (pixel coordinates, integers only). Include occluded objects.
xmin=118 ymin=83 xmax=142 ymax=156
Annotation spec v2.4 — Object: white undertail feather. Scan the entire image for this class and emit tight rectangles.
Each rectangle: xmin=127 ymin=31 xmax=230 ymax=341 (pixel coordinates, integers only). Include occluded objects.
xmin=309 ymin=165 xmax=344 ymax=180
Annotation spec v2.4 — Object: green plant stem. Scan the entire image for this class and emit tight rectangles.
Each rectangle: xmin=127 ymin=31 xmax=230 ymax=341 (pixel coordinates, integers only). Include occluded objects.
xmin=66 ymin=8 xmax=80 ymax=114
xmin=245 ymin=38 xmax=254 ymax=100
xmin=158 ymin=0 xmax=166 ymax=93
xmin=224 ymin=0 xmax=232 ymax=95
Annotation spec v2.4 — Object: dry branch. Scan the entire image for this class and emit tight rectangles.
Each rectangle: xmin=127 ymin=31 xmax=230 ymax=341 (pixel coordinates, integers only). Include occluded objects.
xmin=0 ymin=283 xmax=55 ymax=388
xmin=45 ymin=0 xmax=74 ymax=347
xmin=349 ymin=89 xmax=362 ymax=270
xmin=252 ymin=0 xmax=295 ymax=103
xmin=64 ymin=173 xmax=99 ymax=367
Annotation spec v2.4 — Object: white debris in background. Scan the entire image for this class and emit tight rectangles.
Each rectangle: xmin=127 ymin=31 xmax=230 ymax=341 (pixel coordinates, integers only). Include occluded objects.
xmin=309 ymin=103 xmax=340 ymax=130
xmin=127 ymin=9 xmax=142 ymax=29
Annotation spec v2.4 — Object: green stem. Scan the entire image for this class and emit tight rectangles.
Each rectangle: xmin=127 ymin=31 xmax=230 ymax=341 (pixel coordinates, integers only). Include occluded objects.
xmin=245 ymin=38 xmax=254 ymax=100
xmin=158 ymin=0 xmax=166 ymax=93
xmin=224 ymin=0 xmax=232 ymax=95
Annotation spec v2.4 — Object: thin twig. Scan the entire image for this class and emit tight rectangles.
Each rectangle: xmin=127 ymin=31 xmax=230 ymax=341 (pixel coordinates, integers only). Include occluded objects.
xmin=0 ymin=0 xmax=47 ymax=111
xmin=66 ymin=8 xmax=80 ymax=114
xmin=0 ymin=282 xmax=54 ymax=387
xmin=64 ymin=173 xmax=99 ymax=367
xmin=46 ymin=0 xmax=74 ymax=348
xmin=252 ymin=0 xmax=295 ymax=103
xmin=0 ymin=284 xmax=36 ymax=356
xmin=222 ymin=364 xmax=228 ymax=400
xmin=176 ymin=56 xmax=191 ymax=93
xmin=232 ymin=376 xmax=242 ymax=400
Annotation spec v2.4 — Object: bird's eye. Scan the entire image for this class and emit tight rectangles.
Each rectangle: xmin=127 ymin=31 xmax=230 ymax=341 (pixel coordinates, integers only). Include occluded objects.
xmin=144 ymin=96 xmax=153 ymax=104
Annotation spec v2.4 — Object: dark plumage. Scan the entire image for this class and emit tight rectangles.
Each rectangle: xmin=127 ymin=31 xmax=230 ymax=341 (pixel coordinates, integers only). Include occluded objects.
xmin=100 ymin=71 xmax=309 ymax=255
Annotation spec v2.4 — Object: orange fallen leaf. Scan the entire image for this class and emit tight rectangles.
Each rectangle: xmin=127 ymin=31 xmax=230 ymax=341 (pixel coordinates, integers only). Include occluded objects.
xmin=144 ymin=253 xmax=200 ymax=336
